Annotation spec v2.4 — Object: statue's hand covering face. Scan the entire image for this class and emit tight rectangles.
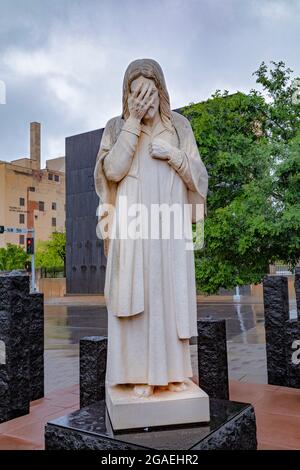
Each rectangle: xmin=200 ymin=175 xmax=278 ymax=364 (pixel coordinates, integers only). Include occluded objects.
xmin=129 ymin=76 xmax=160 ymax=121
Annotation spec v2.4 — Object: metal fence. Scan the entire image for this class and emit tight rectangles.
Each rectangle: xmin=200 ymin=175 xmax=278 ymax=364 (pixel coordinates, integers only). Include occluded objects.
xmin=40 ymin=267 xmax=65 ymax=279
xmin=269 ymin=263 xmax=299 ymax=276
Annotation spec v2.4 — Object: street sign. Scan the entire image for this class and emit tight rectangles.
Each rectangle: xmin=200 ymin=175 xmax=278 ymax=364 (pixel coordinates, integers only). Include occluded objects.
xmin=4 ymin=227 xmax=34 ymax=234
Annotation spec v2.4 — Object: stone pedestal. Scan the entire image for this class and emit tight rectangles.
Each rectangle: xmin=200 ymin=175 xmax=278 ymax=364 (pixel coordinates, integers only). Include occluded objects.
xmin=45 ymin=398 xmax=257 ymax=450
xmin=197 ymin=318 xmax=229 ymax=400
xmin=295 ymin=268 xmax=300 ymax=320
xmin=106 ymin=379 xmax=210 ymax=431
xmin=0 ymin=273 xmax=30 ymax=422
xmin=80 ymin=336 xmax=107 ymax=408
xmin=285 ymin=320 xmax=300 ymax=388
xmin=29 ymin=292 xmax=44 ymax=400
xmin=263 ymin=276 xmax=289 ymax=386
xmin=0 ymin=365 xmax=9 ymax=423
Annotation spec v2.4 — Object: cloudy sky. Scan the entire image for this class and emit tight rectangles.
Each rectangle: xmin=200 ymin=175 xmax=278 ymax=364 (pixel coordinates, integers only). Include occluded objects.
xmin=0 ymin=0 xmax=299 ymax=166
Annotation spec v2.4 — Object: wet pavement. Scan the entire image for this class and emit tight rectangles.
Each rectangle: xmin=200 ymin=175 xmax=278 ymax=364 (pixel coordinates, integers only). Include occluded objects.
xmin=44 ymin=300 xmax=297 ymax=393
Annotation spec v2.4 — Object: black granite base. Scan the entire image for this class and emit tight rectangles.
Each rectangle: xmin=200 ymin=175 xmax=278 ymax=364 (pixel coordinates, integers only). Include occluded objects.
xmin=0 ymin=272 xmax=45 ymax=423
xmin=197 ymin=319 xmax=229 ymax=400
xmin=295 ymin=268 xmax=300 ymax=320
xmin=29 ymin=292 xmax=44 ymax=401
xmin=0 ymin=367 xmax=9 ymax=423
xmin=285 ymin=320 xmax=300 ymax=388
xmin=45 ymin=398 xmax=257 ymax=450
xmin=0 ymin=273 xmax=31 ymax=422
xmin=263 ymin=276 xmax=290 ymax=386
xmin=80 ymin=336 xmax=107 ymax=408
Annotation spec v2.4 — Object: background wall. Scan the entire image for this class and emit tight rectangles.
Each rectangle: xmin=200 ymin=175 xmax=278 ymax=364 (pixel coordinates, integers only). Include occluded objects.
xmin=66 ymin=128 xmax=106 ymax=294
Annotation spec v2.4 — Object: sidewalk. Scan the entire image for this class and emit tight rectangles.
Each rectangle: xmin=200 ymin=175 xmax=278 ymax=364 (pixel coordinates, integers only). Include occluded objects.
xmin=45 ymin=294 xmax=266 ymax=307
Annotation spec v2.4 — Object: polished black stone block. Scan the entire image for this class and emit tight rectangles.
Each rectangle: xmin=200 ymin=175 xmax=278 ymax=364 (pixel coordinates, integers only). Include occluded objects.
xmin=197 ymin=318 xmax=229 ymax=400
xmin=45 ymin=398 xmax=257 ymax=450
xmin=285 ymin=320 xmax=300 ymax=388
xmin=263 ymin=276 xmax=289 ymax=386
xmin=29 ymin=292 xmax=44 ymax=400
xmin=0 ymin=273 xmax=30 ymax=421
xmin=295 ymin=268 xmax=300 ymax=320
xmin=80 ymin=336 xmax=107 ymax=408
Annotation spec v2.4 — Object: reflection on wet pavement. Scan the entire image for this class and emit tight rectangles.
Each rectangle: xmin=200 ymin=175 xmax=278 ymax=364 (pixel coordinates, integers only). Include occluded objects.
xmin=45 ymin=300 xmax=297 ymax=393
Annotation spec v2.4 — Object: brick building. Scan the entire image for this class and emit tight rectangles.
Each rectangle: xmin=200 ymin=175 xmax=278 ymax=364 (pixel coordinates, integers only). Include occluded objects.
xmin=0 ymin=122 xmax=65 ymax=248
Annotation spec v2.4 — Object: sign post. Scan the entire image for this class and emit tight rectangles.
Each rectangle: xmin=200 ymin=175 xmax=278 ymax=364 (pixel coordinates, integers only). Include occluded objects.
xmin=31 ymin=248 xmax=36 ymax=293
xmin=0 ymin=226 xmax=36 ymax=292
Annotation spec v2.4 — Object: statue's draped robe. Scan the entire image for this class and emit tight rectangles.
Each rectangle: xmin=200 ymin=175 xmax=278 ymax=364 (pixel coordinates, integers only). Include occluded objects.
xmin=94 ymin=111 xmax=208 ymax=385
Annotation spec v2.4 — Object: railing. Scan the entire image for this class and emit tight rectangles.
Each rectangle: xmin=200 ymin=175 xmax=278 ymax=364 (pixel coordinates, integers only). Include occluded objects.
xmin=269 ymin=263 xmax=299 ymax=276
xmin=40 ymin=267 xmax=65 ymax=278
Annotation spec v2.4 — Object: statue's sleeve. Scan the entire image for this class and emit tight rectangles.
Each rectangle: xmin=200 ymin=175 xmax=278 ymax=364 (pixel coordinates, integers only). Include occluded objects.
xmin=168 ymin=119 xmax=208 ymax=202
xmin=168 ymin=148 xmax=197 ymax=191
xmin=101 ymin=117 xmax=141 ymax=182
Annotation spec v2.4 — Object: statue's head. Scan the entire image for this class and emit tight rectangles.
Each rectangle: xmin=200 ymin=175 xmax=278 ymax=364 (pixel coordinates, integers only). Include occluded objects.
xmin=122 ymin=58 xmax=172 ymax=130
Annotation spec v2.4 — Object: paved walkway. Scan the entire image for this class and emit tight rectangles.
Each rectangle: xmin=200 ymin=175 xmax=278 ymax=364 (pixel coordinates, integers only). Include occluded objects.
xmin=43 ymin=298 xmax=297 ymax=391
xmin=1 ymin=381 xmax=300 ymax=450
xmin=0 ymin=296 xmax=297 ymax=450
xmin=45 ymin=294 xmax=268 ymax=306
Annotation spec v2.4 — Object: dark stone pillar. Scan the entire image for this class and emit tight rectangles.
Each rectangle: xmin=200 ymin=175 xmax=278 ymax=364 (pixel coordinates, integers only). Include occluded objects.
xmin=0 ymin=273 xmax=30 ymax=421
xmin=197 ymin=318 xmax=229 ymax=400
xmin=295 ymin=267 xmax=300 ymax=320
xmin=29 ymin=292 xmax=44 ymax=401
xmin=285 ymin=320 xmax=300 ymax=388
xmin=263 ymin=275 xmax=289 ymax=386
xmin=80 ymin=336 xmax=107 ymax=408
xmin=0 ymin=364 xmax=9 ymax=423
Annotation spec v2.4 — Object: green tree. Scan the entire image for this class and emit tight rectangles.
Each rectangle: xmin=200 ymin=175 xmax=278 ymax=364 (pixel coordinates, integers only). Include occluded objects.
xmin=35 ymin=232 xmax=66 ymax=269
xmin=270 ymin=133 xmax=300 ymax=266
xmin=183 ymin=61 xmax=300 ymax=294
xmin=254 ymin=61 xmax=300 ymax=268
xmin=0 ymin=244 xmax=28 ymax=271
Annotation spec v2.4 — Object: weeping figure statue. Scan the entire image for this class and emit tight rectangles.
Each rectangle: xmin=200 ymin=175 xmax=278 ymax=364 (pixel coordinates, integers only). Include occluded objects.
xmin=94 ymin=58 xmax=208 ymax=398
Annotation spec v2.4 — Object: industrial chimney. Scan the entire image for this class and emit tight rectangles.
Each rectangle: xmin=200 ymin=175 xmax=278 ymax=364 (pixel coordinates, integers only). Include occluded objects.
xmin=30 ymin=122 xmax=41 ymax=170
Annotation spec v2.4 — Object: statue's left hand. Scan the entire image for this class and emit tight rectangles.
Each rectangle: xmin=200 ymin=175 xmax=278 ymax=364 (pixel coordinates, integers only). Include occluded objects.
xmin=149 ymin=139 xmax=173 ymax=160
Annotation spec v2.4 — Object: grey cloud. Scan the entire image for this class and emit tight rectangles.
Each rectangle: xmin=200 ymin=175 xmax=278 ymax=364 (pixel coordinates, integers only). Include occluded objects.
xmin=0 ymin=0 xmax=299 ymax=165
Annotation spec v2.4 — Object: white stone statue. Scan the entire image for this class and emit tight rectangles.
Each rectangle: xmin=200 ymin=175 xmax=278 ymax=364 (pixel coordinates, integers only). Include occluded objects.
xmin=94 ymin=59 xmax=208 ymax=399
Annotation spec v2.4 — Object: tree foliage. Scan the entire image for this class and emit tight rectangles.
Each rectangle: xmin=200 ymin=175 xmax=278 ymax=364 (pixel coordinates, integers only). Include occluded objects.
xmin=183 ymin=61 xmax=300 ymax=294
xmin=0 ymin=244 xmax=28 ymax=271
xmin=35 ymin=231 xmax=66 ymax=269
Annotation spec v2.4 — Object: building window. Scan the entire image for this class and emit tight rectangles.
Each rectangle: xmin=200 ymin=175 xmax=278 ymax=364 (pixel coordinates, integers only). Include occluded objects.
xmin=48 ymin=173 xmax=53 ymax=181
xmin=19 ymin=235 xmax=25 ymax=245
xmin=39 ymin=201 xmax=45 ymax=211
xmin=54 ymin=174 xmax=59 ymax=182
xmin=19 ymin=214 xmax=25 ymax=224
xmin=20 ymin=197 xmax=25 ymax=207
xmin=29 ymin=187 xmax=35 ymax=192
xmin=52 ymin=217 xmax=56 ymax=227
xmin=52 ymin=202 xmax=57 ymax=210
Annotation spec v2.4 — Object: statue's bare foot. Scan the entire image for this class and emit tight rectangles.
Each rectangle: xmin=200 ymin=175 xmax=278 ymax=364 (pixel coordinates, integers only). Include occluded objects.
xmin=133 ymin=384 xmax=154 ymax=397
xmin=168 ymin=381 xmax=188 ymax=392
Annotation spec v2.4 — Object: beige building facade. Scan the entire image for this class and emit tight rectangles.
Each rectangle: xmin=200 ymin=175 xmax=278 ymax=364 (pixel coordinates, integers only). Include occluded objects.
xmin=0 ymin=122 xmax=65 ymax=248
